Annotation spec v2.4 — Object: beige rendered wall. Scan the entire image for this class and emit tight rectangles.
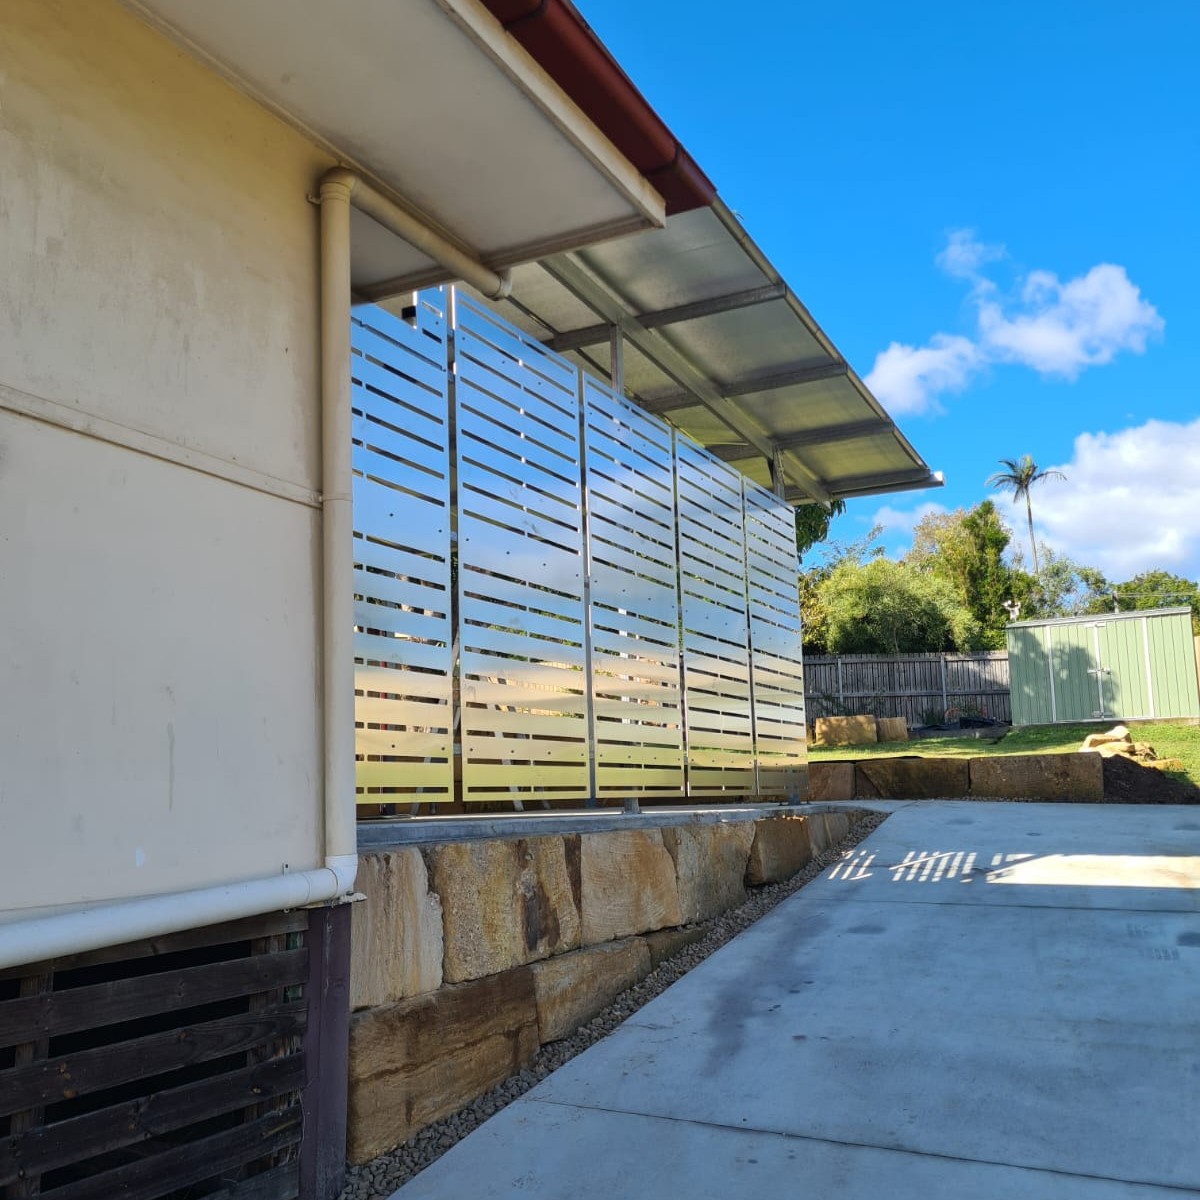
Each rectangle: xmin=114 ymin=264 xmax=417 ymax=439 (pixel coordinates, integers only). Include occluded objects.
xmin=0 ymin=0 xmax=335 ymax=918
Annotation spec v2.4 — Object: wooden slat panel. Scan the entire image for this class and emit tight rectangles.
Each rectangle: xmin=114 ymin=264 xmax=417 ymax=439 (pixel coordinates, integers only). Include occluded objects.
xmin=42 ymin=1109 xmax=301 ymax=1200
xmin=208 ymin=1162 xmax=300 ymax=1200
xmin=0 ymin=1003 xmax=305 ymax=1118
xmin=0 ymin=1055 xmax=304 ymax=1186
xmin=0 ymin=949 xmax=306 ymax=1047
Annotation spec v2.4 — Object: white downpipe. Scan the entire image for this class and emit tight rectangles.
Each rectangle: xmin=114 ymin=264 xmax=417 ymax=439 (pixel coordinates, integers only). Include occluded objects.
xmin=0 ymin=172 xmax=372 ymax=974
xmin=324 ymin=168 xmax=512 ymax=300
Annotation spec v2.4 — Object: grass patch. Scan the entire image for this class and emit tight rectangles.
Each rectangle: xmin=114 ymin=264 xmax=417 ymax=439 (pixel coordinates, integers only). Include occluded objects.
xmin=808 ymin=721 xmax=1200 ymax=789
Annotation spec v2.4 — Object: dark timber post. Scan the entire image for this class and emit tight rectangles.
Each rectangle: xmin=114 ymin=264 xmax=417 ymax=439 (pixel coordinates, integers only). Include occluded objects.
xmin=300 ymin=901 xmax=354 ymax=1200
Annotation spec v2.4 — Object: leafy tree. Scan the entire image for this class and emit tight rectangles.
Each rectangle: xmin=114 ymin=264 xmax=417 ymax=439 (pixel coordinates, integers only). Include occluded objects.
xmin=906 ymin=501 xmax=1025 ymax=647
xmin=816 ymin=557 xmax=983 ymax=655
xmin=1084 ymin=570 xmax=1200 ymax=632
xmin=987 ymin=455 xmax=1066 ymax=575
xmin=794 ymin=498 xmax=846 ymax=561
xmin=1026 ymin=549 xmax=1111 ymax=618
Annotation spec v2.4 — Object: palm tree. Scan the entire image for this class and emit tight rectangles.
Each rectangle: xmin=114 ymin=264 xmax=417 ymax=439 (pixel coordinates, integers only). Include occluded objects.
xmin=987 ymin=455 xmax=1065 ymax=576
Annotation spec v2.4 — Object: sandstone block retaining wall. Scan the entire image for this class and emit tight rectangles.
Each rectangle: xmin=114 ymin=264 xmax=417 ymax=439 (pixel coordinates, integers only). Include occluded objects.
xmin=347 ymin=811 xmax=861 ymax=1162
xmin=807 ymin=752 xmax=1104 ymax=803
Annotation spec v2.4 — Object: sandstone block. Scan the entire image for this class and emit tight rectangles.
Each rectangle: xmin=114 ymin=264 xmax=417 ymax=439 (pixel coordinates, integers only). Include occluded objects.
xmin=350 ymin=849 xmax=443 ymax=1009
xmin=970 ymin=753 xmax=1103 ymax=802
xmin=807 ymin=761 xmax=855 ymax=802
xmin=642 ymin=925 xmax=708 ymax=969
xmin=876 ymin=716 xmax=909 ymax=742
xmin=822 ymin=810 xmax=851 ymax=845
xmin=1082 ymin=724 xmax=1130 ymax=750
xmin=530 ymin=938 xmax=651 ymax=1043
xmin=813 ymin=715 xmax=878 ymax=747
xmin=746 ymin=814 xmax=813 ymax=885
xmin=425 ymin=836 xmax=580 ymax=984
xmin=347 ymin=967 xmax=538 ymax=1161
xmin=662 ymin=823 xmax=755 ymax=923
xmin=580 ymin=829 xmax=682 ymax=944
xmin=855 ymin=756 xmax=969 ymax=799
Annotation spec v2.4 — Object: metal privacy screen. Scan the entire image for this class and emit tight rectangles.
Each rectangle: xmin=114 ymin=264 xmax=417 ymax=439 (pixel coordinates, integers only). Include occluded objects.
xmin=352 ymin=290 xmax=805 ymax=806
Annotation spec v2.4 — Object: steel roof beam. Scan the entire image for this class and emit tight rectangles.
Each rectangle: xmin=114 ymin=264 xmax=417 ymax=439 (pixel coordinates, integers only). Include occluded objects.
xmin=541 ymin=254 xmax=832 ymax=504
xmin=722 ymin=359 xmax=848 ymax=397
xmin=711 ymin=418 xmax=896 ymax=464
xmin=540 ymin=281 xmax=788 ymax=352
xmin=819 ymin=468 xmax=945 ymax=500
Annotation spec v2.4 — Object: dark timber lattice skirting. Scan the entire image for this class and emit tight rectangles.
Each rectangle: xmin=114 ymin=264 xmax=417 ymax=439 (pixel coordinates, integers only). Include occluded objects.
xmin=0 ymin=904 xmax=352 ymax=1200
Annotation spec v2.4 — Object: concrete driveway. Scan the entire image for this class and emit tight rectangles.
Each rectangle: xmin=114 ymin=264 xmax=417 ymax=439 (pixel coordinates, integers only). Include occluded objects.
xmin=391 ymin=801 xmax=1200 ymax=1198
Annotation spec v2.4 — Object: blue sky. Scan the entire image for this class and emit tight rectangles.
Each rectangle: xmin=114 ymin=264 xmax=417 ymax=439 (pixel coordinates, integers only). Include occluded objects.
xmin=579 ymin=0 xmax=1200 ymax=581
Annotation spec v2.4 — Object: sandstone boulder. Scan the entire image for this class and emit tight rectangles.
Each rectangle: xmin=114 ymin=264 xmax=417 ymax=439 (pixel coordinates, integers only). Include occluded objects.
xmin=580 ymin=829 xmax=682 ymax=944
xmin=1081 ymin=724 xmax=1131 ymax=750
xmin=642 ymin=924 xmax=708 ymax=969
xmin=425 ymin=836 xmax=580 ymax=984
xmin=347 ymin=967 xmax=539 ymax=1161
xmin=662 ymin=822 xmax=755 ymax=923
xmin=530 ymin=938 xmax=651 ymax=1043
xmin=813 ymin=715 xmax=878 ymax=747
xmin=876 ymin=716 xmax=909 ymax=743
xmin=350 ymin=849 xmax=443 ymax=1009
xmin=807 ymin=761 xmax=855 ymax=802
xmin=969 ymin=753 xmax=1103 ymax=802
xmin=746 ymin=814 xmax=813 ymax=885
xmin=855 ymin=757 xmax=969 ymax=799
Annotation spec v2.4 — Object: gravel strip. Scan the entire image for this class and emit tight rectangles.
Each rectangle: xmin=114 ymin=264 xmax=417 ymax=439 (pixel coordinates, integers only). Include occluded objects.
xmin=340 ymin=809 xmax=887 ymax=1200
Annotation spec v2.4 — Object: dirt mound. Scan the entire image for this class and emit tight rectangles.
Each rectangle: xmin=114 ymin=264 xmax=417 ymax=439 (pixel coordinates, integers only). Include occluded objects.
xmin=1102 ymin=755 xmax=1200 ymax=805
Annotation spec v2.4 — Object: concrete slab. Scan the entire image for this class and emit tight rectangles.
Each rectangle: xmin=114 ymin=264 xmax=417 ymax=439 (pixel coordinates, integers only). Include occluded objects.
xmin=389 ymin=802 xmax=1200 ymax=1198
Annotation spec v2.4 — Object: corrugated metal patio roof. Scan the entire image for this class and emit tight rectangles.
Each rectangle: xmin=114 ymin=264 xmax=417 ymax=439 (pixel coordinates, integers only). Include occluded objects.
xmin=454 ymin=199 xmax=942 ymax=507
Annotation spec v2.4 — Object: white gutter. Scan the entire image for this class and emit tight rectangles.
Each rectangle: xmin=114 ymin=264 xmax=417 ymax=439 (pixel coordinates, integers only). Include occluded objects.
xmin=325 ymin=168 xmax=512 ymax=300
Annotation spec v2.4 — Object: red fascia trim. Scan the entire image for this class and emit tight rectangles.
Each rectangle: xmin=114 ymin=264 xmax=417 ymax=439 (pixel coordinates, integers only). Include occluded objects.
xmin=481 ymin=0 xmax=716 ymax=215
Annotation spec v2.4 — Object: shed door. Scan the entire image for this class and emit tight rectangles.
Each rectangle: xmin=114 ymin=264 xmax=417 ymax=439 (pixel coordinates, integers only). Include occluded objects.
xmin=1094 ymin=619 xmax=1152 ymax=720
xmin=1048 ymin=621 xmax=1102 ymax=722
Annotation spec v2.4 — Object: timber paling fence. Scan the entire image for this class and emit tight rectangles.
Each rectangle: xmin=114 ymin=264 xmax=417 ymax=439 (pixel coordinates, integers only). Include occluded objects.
xmin=803 ymin=652 xmax=1012 ymax=727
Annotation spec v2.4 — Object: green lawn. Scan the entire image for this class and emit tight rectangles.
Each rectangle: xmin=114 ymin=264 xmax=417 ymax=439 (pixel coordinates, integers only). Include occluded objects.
xmin=808 ymin=721 xmax=1200 ymax=788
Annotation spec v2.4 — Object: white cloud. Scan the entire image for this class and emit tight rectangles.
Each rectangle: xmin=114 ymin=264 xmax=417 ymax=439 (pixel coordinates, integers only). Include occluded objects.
xmin=870 ymin=500 xmax=948 ymax=539
xmin=1030 ymin=418 xmax=1200 ymax=579
xmin=977 ymin=263 xmax=1163 ymax=377
xmin=864 ymin=335 xmax=979 ymax=416
xmin=865 ymin=232 xmax=1163 ymax=414
xmin=935 ymin=229 xmax=1005 ymax=282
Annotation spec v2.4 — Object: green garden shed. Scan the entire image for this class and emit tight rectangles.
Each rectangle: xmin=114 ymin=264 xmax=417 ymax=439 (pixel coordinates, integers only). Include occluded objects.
xmin=1006 ymin=607 xmax=1200 ymax=725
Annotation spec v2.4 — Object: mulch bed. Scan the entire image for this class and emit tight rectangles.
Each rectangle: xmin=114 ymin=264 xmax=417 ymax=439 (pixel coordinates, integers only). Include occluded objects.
xmin=1102 ymin=755 xmax=1200 ymax=804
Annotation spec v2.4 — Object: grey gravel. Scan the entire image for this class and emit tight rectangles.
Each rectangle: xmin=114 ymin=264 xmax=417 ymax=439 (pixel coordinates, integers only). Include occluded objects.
xmin=339 ymin=810 xmax=886 ymax=1200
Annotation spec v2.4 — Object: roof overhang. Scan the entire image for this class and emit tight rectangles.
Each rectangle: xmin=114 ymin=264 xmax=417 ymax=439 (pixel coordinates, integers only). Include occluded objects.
xmin=461 ymin=199 xmax=943 ymax=506
xmin=122 ymin=0 xmax=669 ymax=292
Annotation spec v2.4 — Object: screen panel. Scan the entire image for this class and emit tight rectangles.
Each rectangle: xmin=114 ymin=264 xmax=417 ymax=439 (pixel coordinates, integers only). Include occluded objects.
xmin=351 ymin=296 xmax=454 ymax=803
xmin=675 ymin=439 xmax=755 ymax=795
xmin=454 ymin=294 xmax=590 ymax=804
xmin=743 ymin=478 xmax=806 ymax=796
xmin=583 ymin=378 xmax=684 ymax=798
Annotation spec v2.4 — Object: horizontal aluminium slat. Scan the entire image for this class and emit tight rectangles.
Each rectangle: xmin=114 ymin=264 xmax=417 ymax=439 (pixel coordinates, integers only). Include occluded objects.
xmin=456 ymin=309 xmax=577 ymax=394
xmin=590 ymin=619 xmax=678 ymax=659
xmin=356 ymin=664 xmax=451 ymax=701
xmin=355 ymin=540 xmax=450 ymax=593
xmin=460 ymin=595 xmax=584 ymax=644
xmin=353 ymin=411 xmax=449 ymax=480
xmin=354 ymin=630 xmax=451 ymax=673
xmin=356 ymin=695 xmax=451 ymax=728
xmin=458 ymin=417 xmax=581 ymax=494
xmin=355 ymin=571 xmax=451 ymax=617
xmin=357 ymin=728 xmax=451 ymax=758
xmin=356 ymin=760 xmax=451 ymax=791
xmin=462 ymin=710 xmax=588 ymax=741
xmin=352 ymin=336 xmax=446 ymax=411
xmin=461 ymin=764 xmax=589 ymax=789
xmin=587 ymin=538 xmax=677 ymax=586
xmin=353 ymin=475 xmax=449 ymax=545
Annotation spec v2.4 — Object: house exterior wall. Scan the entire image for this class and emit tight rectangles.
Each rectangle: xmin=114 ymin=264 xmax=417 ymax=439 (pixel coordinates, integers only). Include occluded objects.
xmin=0 ymin=0 xmax=335 ymax=920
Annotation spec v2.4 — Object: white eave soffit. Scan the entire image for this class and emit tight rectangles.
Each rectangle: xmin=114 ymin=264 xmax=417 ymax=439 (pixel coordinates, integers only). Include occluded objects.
xmin=122 ymin=0 xmax=666 ymax=293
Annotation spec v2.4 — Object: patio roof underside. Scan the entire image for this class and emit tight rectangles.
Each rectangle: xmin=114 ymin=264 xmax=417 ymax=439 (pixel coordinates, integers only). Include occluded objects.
xmin=446 ymin=201 xmax=942 ymax=507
